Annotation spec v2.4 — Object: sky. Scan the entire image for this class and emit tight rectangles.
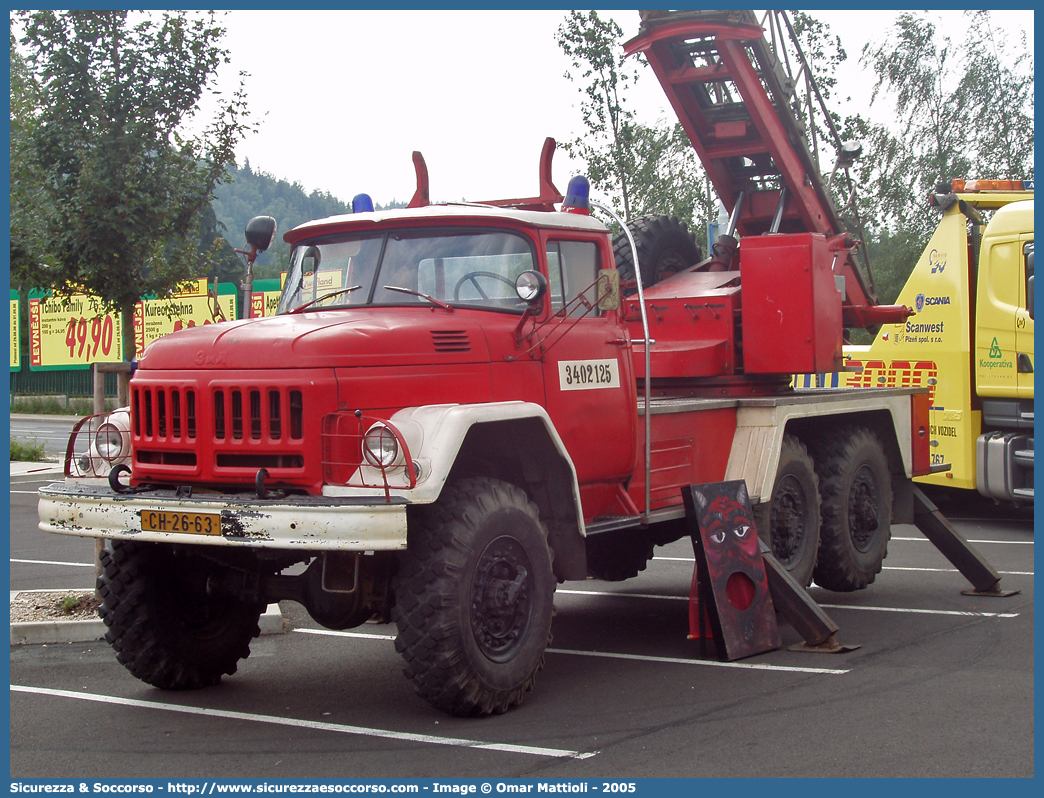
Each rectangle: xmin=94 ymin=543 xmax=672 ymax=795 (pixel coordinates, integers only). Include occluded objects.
xmin=197 ymin=9 xmax=1034 ymax=211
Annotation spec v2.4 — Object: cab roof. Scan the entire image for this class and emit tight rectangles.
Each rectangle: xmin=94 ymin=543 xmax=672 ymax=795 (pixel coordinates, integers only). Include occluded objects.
xmin=284 ymin=203 xmax=609 ymax=245
xmin=984 ymin=199 xmax=1034 ymax=239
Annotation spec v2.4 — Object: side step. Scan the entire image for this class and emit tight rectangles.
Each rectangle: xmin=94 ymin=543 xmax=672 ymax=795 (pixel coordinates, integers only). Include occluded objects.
xmin=912 ymin=486 xmax=1020 ymax=597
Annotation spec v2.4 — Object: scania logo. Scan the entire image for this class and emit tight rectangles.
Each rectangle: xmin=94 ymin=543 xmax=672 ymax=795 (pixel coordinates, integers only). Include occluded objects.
xmin=195 ymin=350 xmax=228 ymax=366
xmin=915 ymin=293 xmax=950 ymax=311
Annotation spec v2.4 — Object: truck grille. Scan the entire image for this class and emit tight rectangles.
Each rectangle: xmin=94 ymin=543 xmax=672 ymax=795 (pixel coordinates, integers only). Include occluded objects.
xmin=134 ymin=387 xmax=198 ymax=441
xmin=131 ymin=374 xmax=320 ymax=488
xmin=212 ymin=388 xmax=304 ymax=442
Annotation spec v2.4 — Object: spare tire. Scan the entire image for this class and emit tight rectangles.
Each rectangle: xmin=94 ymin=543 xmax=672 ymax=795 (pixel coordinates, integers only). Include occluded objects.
xmin=612 ymin=215 xmax=703 ymax=294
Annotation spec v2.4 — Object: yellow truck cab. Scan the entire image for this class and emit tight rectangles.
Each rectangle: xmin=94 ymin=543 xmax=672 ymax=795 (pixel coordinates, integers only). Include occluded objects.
xmin=837 ymin=180 xmax=1033 ymax=502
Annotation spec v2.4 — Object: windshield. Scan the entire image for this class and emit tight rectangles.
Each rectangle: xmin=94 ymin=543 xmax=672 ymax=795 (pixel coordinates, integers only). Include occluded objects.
xmin=277 ymin=229 xmax=537 ymax=314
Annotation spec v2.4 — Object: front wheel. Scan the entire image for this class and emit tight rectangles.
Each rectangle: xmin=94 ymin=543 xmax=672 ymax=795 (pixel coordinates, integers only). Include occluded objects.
xmin=97 ymin=540 xmax=265 ymax=689
xmin=811 ymin=428 xmax=893 ymax=591
xmin=392 ymin=477 xmax=556 ymax=716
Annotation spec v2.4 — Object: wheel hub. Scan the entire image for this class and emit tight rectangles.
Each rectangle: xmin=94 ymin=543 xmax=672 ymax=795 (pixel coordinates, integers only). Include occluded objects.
xmin=471 ymin=536 xmax=534 ymax=662
xmin=771 ymin=475 xmax=807 ymax=565
xmin=849 ymin=465 xmax=880 ymax=552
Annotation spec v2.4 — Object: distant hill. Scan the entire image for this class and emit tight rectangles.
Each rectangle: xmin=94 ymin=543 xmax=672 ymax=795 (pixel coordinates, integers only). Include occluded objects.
xmin=212 ymin=161 xmax=405 ymax=278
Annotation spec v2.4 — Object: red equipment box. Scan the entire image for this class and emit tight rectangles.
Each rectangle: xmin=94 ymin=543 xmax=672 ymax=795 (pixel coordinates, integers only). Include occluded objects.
xmin=739 ymin=233 xmax=843 ymax=375
xmin=626 ymin=272 xmax=740 ymax=380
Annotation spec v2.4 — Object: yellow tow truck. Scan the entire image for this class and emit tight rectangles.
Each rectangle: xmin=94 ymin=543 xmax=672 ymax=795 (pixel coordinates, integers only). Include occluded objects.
xmin=800 ymin=179 xmax=1034 ymax=502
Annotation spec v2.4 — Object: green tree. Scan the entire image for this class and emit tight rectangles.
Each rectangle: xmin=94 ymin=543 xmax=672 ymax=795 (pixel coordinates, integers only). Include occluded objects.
xmin=556 ymin=11 xmax=718 ymax=235
xmin=9 ymin=35 xmax=53 ymax=289
xmin=556 ymin=10 xmax=641 ymax=220
xmin=15 ymin=10 xmax=253 ymax=360
xmin=212 ymin=161 xmax=357 ymax=279
xmin=855 ymin=11 xmax=1034 ymax=304
xmin=627 ymin=120 xmax=714 ymax=237
xmin=959 ymin=10 xmax=1034 ymax=180
xmin=860 ymin=13 xmax=974 ymax=239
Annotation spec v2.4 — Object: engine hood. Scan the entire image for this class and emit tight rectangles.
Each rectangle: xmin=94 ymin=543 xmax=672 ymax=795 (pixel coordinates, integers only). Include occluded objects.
xmin=137 ymin=309 xmax=493 ymax=371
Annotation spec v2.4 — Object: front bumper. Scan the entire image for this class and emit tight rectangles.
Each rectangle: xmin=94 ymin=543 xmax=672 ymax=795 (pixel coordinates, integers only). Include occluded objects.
xmin=38 ymin=483 xmax=408 ymax=551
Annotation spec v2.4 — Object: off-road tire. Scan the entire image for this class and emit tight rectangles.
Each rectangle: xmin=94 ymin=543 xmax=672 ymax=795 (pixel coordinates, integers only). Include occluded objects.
xmin=760 ymin=435 xmax=821 ymax=587
xmin=585 ymin=530 xmax=655 ymax=582
xmin=391 ymin=477 xmax=556 ymax=716
xmin=811 ymin=428 xmax=893 ymax=591
xmin=612 ymin=215 xmax=703 ymax=294
xmin=97 ymin=540 xmax=264 ymax=690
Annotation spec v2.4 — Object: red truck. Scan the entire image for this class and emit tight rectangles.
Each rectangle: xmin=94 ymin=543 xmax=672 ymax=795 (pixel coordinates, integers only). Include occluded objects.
xmin=40 ymin=11 xmax=937 ymax=716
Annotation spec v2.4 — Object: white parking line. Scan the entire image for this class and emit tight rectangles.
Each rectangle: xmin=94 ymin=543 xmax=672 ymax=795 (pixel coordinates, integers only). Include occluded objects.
xmin=890 ymin=536 xmax=1033 ymax=545
xmin=816 ymin=604 xmax=1021 ymax=619
xmin=11 ymin=558 xmax=93 ymax=568
xmin=294 ymin=628 xmax=848 ymax=674
xmin=10 ymin=684 xmax=596 ymax=760
xmin=554 ymin=589 xmax=1020 ymax=618
xmin=652 ymin=556 xmax=1033 ymax=576
xmin=547 ymin=647 xmax=849 ymax=674
xmin=296 ymin=628 xmax=395 ymax=641
xmin=883 ymin=565 xmax=1032 ymax=576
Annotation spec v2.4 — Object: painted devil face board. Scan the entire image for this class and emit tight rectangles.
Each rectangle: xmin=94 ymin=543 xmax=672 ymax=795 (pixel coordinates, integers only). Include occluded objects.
xmin=686 ymin=481 xmax=781 ymax=660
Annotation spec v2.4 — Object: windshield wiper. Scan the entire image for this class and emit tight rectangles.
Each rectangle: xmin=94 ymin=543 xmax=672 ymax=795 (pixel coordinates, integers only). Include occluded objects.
xmin=288 ymin=285 xmax=361 ymax=314
xmin=382 ymin=285 xmax=453 ymax=311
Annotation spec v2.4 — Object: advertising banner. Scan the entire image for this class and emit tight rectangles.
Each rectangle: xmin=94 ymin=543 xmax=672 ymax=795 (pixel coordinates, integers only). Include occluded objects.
xmin=133 ymin=280 xmax=237 ymax=357
xmin=27 ymin=289 xmax=124 ymax=371
xmin=10 ymin=289 xmax=20 ymax=371
xmin=250 ymin=278 xmax=283 ymax=318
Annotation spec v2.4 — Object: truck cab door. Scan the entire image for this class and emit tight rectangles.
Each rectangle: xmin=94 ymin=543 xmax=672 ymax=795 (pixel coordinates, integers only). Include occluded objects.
xmin=538 ymin=236 xmax=637 ymax=511
xmin=1016 ymin=239 xmax=1034 ymax=398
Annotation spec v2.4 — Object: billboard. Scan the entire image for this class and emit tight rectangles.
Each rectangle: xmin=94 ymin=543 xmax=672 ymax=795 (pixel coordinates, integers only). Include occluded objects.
xmin=27 ymin=289 xmax=125 ymax=371
xmin=133 ymin=280 xmax=237 ymax=357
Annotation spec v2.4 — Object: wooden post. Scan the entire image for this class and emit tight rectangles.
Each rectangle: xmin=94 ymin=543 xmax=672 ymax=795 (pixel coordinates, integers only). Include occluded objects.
xmin=92 ymin=361 xmax=133 ymax=414
xmin=90 ymin=361 xmax=133 ymax=594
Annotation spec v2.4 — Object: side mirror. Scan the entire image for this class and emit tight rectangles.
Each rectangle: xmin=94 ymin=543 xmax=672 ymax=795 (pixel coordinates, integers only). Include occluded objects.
xmin=597 ymin=268 xmax=621 ymax=311
xmin=515 ymin=270 xmax=547 ymax=304
xmin=245 ymin=216 xmax=277 ymax=254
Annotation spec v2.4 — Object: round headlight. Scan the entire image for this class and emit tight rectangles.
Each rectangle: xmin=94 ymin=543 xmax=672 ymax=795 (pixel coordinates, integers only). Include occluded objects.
xmin=515 ymin=270 xmax=548 ymax=303
xmin=362 ymin=424 xmax=399 ymax=468
xmin=95 ymin=422 xmax=125 ymax=462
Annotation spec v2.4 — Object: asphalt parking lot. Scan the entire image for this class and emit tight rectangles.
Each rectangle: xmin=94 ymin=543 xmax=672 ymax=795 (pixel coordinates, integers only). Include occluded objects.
xmin=10 ymin=473 xmax=1034 ymax=778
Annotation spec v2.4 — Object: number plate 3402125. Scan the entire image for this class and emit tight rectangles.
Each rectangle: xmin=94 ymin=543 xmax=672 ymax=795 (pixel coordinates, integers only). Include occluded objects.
xmin=558 ymin=359 xmax=620 ymax=391
xmin=140 ymin=510 xmax=221 ymax=536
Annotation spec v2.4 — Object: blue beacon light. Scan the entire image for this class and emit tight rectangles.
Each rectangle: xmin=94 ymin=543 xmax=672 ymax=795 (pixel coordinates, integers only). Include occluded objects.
xmin=352 ymin=193 xmax=375 ymax=213
xmin=562 ymin=176 xmax=591 ymax=214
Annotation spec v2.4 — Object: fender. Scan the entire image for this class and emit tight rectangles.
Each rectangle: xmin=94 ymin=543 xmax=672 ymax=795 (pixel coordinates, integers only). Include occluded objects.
xmin=724 ymin=388 xmax=919 ymax=504
xmin=326 ymin=400 xmax=586 ymax=533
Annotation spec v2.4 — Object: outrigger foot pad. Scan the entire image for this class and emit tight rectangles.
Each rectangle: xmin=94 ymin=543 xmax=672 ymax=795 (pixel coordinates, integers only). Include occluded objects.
xmin=961 ymin=584 xmax=1021 ymax=598
xmin=788 ymin=635 xmax=861 ymax=654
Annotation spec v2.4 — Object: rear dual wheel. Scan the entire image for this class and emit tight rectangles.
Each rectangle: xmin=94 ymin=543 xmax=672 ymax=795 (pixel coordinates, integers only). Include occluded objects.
xmin=811 ymin=428 xmax=893 ymax=591
xmin=764 ymin=436 xmax=820 ymax=587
